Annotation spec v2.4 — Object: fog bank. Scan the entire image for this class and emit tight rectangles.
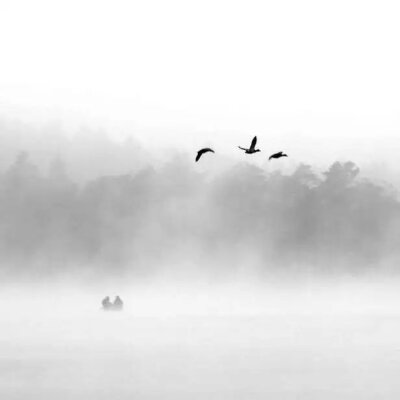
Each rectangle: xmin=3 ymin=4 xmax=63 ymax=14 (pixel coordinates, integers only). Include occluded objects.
xmin=0 ymin=121 xmax=399 ymax=281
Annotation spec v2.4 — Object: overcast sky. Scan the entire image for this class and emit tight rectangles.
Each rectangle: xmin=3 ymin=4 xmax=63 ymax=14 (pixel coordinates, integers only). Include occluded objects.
xmin=0 ymin=0 xmax=399 ymax=174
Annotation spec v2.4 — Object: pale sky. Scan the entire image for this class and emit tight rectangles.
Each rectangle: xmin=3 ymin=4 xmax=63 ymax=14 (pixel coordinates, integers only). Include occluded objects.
xmin=0 ymin=0 xmax=400 ymax=173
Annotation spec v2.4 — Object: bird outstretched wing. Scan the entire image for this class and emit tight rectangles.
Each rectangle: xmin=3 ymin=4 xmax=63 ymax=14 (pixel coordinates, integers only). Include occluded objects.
xmin=250 ymin=136 xmax=257 ymax=150
xmin=268 ymin=151 xmax=286 ymax=160
xmin=196 ymin=148 xmax=214 ymax=162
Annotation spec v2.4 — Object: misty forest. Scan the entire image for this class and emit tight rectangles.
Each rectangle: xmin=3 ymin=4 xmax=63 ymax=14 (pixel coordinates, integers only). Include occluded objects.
xmin=0 ymin=121 xmax=398 ymax=280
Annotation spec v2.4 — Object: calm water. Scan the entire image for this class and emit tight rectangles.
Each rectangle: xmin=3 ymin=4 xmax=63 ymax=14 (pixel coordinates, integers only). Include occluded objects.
xmin=0 ymin=282 xmax=400 ymax=400
xmin=2 ymin=301 xmax=400 ymax=400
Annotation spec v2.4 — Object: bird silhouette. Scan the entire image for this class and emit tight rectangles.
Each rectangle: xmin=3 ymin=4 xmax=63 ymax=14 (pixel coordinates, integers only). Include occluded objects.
xmin=269 ymin=151 xmax=288 ymax=160
xmin=238 ymin=136 xmax=260 ymax=154
xmin=196 ymin=148 xmax=215 ymax=162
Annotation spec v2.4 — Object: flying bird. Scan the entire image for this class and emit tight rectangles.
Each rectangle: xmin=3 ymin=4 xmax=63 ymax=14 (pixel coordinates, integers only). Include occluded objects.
xmin=269 ymin=151 xmax=288 ymax=160
xmin=238 ymin=136 xmax=261 ymax=154
xmin=196 ymin=148 xmax=215 ymax=162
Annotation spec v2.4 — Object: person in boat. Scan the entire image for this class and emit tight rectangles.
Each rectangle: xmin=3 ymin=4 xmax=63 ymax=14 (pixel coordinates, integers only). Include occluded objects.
xmin=102 ymin=296 xmax=112 ymax=310
xmin=113 ymin=296 xmax=123 ymax=310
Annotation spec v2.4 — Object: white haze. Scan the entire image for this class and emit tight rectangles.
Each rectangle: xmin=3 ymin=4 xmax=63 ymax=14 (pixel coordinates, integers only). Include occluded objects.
xmin=1 ymin=0 xmax=400 ymax=177
xmin=2 ymin=1 xmax=400 ymax=397
xmin=2 ymin=280 xmax=400 ymax=399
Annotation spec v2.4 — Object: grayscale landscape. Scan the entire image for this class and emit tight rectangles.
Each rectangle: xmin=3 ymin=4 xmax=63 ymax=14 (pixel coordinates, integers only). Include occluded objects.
xmin=2 ymin=0 xmax=400 ymax=398
xmin=1 ymin=124 xmax=400 ymax=399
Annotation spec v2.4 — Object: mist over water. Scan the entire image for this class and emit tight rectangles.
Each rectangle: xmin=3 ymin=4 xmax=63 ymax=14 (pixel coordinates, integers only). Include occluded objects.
xmin=2 ymin=280 xmax=400 ymax=399
xmin=2 ymin=120 xmax=400 ymax=398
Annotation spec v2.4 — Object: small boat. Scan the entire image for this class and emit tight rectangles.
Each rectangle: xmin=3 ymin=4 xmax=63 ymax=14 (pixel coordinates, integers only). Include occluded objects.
xmin=101 ymin=296 xmax=124 ymax=311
